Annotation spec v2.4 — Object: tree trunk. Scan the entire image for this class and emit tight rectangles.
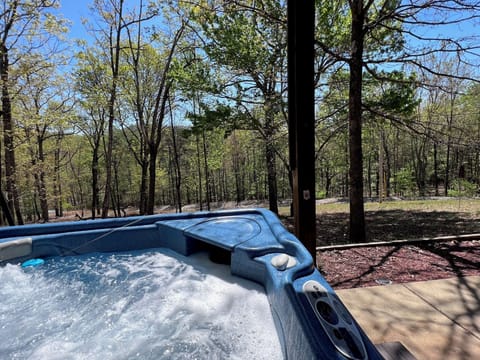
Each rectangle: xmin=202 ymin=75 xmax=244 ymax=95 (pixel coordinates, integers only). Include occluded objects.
xmin=196 ymin=134 xmax=203 ymax=210
xmin=444 ymin=91 xmax=456 ymax=196
xmin=252 ymin=146 xmax=260 ymax=199
xmin=32 ymin=189 xmax=40 ymax=221
xmin=344 ymin=134 xmax=349 ymax=197
xmin=367 ymin=156 xmax=372 ymax=198
xmin=146 ymin=146 xmax=158 ymax=214
xmin=91 ymin=145 xmax=100 ymax=219
xmin=265 ymin=138 xmax=278 ymax=214
xmin=170 ymin=104 xmax=182 ymax=213
xmin=232 ymin=130 xmax=242 ymax=205
xmin=445 ymin=142 xmax=451 ymax=196
xmin=102 ymin=94 xmax=115 ymax=218
xmin=325 ymin=167 xmax=332 ymax=198
xmin=0 ymin=191 xmax=14 ymax=225
xmin=139 ymin=161 xmax=148 ymax=215
xmin=433 ymin=142 xmax=439 ymax=196
xmin=53 ymin=135 xmax=63 ymax=218
xmin=39 ymin=168 xmax=48 ymax=221
xmin=143 ymin=24 xmax=183 ymax=214
xmin=378 ymin=130 xmax=384 ymax=201
xmin=265 ymin=101 xmax=278 ymax=214
xmin=211 ymin=168 xmax=218 ymax=203
xmin=101 ymin=0 xmax=124 ymax=218
xmin=37 ymin=134 xmax=49 ymax=222
xmin=1 ymin=45 xmax=23 ymax=225
xmin=348 ymin=0 xmax=366 ymax=242
xmin=113 ymin=159 xmax=122 ymax=216
xmin=384 ymin=138 xmax=391 ymax=197
xmin=202 ymin=130 xmax=211 ymax=211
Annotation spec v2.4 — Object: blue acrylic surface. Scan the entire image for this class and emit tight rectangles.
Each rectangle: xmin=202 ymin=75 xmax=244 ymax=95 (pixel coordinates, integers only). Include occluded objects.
xmin=0 ymin=209 xmax=383 ymax=360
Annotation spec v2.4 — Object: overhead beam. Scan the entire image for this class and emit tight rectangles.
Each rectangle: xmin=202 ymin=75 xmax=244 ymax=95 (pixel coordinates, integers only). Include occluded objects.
xmin=287 ymin=0 xmax=316 ymax=265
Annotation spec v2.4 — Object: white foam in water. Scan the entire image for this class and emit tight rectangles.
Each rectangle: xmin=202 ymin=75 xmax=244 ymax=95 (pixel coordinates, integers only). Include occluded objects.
xmin=0 ymin=249 xmax=284 ymax=359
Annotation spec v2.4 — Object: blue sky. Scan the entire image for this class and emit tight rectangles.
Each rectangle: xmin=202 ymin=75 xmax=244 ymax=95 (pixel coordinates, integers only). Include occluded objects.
xmin=57 ymin=1 xmax=478 ymax=62
xmin=57 ymin=2 xmax=90 ymax=41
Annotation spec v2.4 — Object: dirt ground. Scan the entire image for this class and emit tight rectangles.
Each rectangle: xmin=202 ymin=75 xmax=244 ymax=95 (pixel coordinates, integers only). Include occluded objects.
xmin=281 ymin=205 xmax=480 ymax=289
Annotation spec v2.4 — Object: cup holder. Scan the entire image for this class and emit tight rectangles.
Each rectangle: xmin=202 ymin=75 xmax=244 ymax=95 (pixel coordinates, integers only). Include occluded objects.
xmin=302 ymin=280 xmax=367 ymax=360
xmin=316 ymin=300 xmax=339 ymax=325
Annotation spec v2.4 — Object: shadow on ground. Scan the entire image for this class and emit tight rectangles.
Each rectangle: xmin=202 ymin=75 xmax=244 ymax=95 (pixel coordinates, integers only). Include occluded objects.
xmin=318 ymin=240 xmax=480 ymax=289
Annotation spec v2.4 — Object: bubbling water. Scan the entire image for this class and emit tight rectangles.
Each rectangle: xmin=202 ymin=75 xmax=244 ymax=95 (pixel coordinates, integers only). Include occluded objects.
xmin=0 ymin=249 xmax=284 ymax=359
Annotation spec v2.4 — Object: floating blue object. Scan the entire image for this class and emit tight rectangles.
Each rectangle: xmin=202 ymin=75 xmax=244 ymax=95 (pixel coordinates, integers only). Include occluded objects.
xmin=21 ymin=258 xmax=45 ymax=268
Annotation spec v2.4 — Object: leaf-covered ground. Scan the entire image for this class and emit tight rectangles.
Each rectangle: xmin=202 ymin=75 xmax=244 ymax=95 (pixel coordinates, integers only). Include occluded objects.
xmin=317 ymin=240 xmax=480 ymax=289
xmin=281 ymin=198 xmax=480 ymax=246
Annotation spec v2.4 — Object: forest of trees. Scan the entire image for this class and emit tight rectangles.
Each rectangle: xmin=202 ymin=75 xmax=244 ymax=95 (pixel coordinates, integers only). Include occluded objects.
xmin=0 ymin=1 xmax=479 ymax=240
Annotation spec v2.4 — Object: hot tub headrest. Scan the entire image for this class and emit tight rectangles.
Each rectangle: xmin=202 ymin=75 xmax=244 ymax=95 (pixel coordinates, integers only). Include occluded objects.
xmin=0 ymin=238 xmax=32 ymax=262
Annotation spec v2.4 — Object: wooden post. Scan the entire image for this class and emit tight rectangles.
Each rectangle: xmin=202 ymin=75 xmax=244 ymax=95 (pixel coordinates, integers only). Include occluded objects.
xmin=287 ymin=0 xmax=316 ymax=265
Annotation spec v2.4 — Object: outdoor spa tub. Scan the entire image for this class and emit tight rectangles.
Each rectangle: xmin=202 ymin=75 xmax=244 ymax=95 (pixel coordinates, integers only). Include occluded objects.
xmin=0 ymin=209 xmax=383 ymax=359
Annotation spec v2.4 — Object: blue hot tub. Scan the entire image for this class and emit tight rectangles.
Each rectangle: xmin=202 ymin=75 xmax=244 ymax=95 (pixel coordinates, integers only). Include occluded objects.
xmin=0 ymin=209 xmax=383 ymax=359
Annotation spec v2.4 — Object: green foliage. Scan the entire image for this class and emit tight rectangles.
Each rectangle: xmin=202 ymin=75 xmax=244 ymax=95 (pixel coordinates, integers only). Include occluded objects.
xmin=364 ymin=1 xmax=405 ymax=57
xmin=391 ymin=168 xmax=416 ymax=196
xmin=196 ymin=1 xmax=286 ymax=74
xmin=363 ymin=70 xmax=419 ymax=119
xmin=186 ymin=101 xmax=253 ymax=137
xmin=449 ymin=179 xmax=478 ymax=197
xmin=187 ymin=102 xmax=232 ymax=133
xmin=316 ymin=190 xmax=327 ymax=199
xmin=170 ymin=54 xmax=220 ymax=95
xmin=315 ymin=1 xmax=350 ymax=60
